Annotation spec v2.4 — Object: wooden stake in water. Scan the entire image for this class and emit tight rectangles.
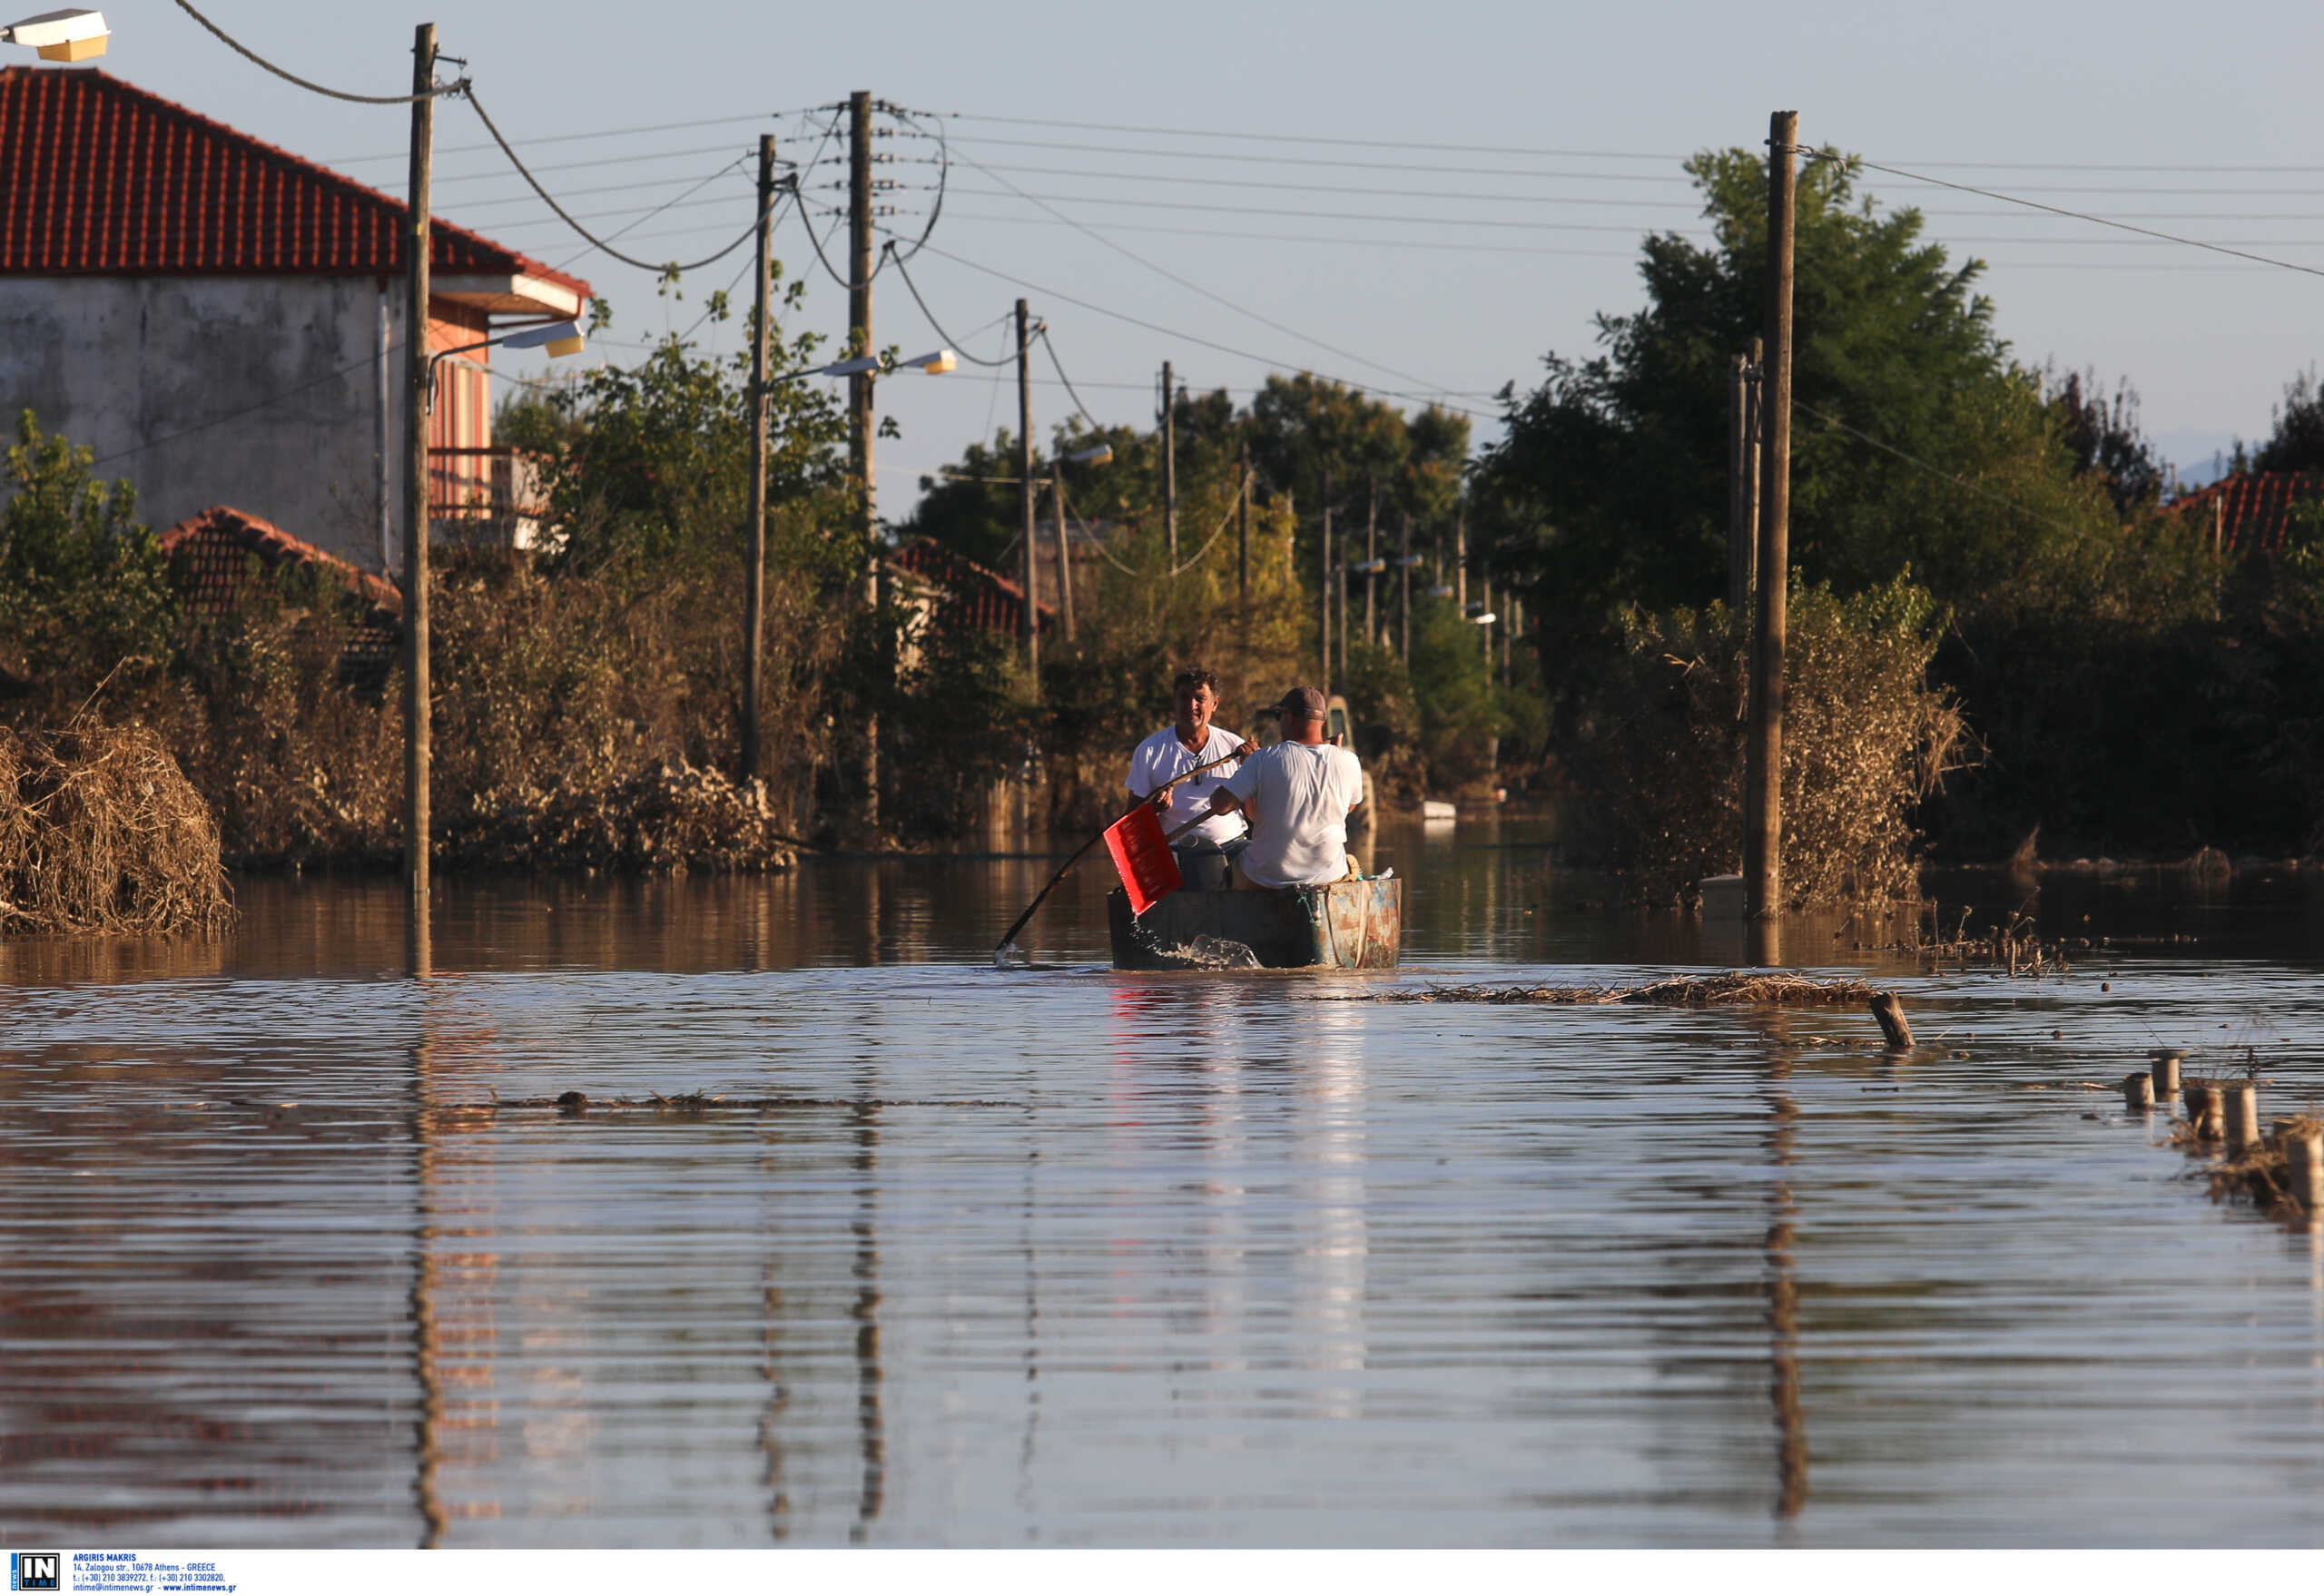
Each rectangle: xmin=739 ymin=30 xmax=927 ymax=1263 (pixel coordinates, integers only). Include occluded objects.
xmin=2184 ymin=1081 xmax=2221 ymax=1139
xmin=2221 ymin=1080 xmax=2259 ymax=1157
xmin=2150 ymin=1049 xmax=2183 ymax=1101
xmin=1869 ymin=991 xmax=1913 ymax=1050
xmin=2283 ymin=1125 xmax=2324 ymax=1211
xmin=2122 ymin=1072 xmax=2154 ymax=1113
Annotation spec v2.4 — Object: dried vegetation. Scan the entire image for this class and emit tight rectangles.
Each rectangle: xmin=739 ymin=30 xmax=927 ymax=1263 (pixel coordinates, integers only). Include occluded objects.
xmin=1381 ymin=971 xmax=1876 ymax=1007
xmin=0 ymin=722 xmax=231 ymax=936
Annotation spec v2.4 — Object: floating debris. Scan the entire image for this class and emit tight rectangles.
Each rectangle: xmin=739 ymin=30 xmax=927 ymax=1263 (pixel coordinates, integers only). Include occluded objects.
xmin=1379 ymin=972 xmax=1877 ymax=1008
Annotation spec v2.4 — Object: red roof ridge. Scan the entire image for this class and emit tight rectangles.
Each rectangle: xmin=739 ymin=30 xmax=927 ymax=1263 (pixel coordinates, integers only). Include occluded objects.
xmin=0 ymin=65 xmax=587 ymax=300
xmin=160 ymin=505 xmax=403 ymax=618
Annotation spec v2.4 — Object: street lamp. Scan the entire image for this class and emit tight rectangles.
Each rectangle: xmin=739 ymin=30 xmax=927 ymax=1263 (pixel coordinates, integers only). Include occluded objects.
xmin=1 ymin=7 xmax=106 ymax=60
xmin=427 ymin=318 xmax=585 ymax=408
xmin=1062 ymin=442 xmax=1113 ymax=467
xmin=800 ymin=349 xmax=953 ymax=380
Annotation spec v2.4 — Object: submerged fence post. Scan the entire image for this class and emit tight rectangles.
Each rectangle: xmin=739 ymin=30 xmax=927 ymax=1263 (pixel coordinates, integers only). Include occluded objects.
xmin=2150 ymin=1049 xmax=2183 ymax=1102
xmin=2184 ymin=1081 xmax=2222 ymax=1139
xmin=2122 ymin=1072 xmax=2154 ymax=1113
xmin=2284 ymin=1125 xmax=2324 ymax=1211
xmin=2221 ymin=1080 xmax=2260 ymax=1158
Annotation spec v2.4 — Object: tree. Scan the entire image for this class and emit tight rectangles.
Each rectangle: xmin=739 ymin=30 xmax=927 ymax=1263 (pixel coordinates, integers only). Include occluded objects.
xmin=0 ymin=411 xmax=178 ymax=707
xmin=1473 ymin=149 xmax=2148 ymax=635
xmin=2253 ymin=367 xmax=2324 ymax=473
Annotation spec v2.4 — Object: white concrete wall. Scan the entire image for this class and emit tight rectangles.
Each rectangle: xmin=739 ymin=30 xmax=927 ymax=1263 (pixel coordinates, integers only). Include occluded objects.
xmin=0 ymin=275 xmax=400 ymax=573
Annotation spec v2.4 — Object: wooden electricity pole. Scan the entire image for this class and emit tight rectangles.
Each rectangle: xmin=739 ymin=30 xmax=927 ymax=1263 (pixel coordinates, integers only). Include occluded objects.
xmin=848 ymin=91 xmax=880 ymax=826
xmin=1320 ymin=469 xmax=1334 ymax=692
xmin=1237 ymin=441 xmax=1252 ymax=605
xmin=1746 ymin=112 xmax=1799 ymax=924
xmin=743 ymin=133 xmax=775 ymax=784
xmin=1049 ymin=461 xmax=1076 ymax=643
xmin=400 ymin=21 xmax=435 ymax=963
xmin=1364 ymin=478 xmax=1377 ymax=646
xmin=1728 ymin=337 xmax=1762 ymax=615
xmin=1398 ymin=514 xmax=1411 ymax=665
xmin=1017 ymin=298 xmax=1038 ymax=676
xmin=1161 ymin=360 xmax=1177 ymax=562
xmin=1455 ymin=507 xmax=1467 ymax=610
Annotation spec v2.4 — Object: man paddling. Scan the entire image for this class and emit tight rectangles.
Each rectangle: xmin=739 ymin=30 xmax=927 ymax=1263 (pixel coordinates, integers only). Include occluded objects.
xmin=1125 ymin=666 xmax=1254 ymax=890
xmin=1206 ymin=685 xmax=1365 ymax=890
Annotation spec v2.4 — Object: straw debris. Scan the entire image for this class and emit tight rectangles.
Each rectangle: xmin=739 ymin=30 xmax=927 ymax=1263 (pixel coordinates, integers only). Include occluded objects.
xmin=439 ymin=756 xmax=800 ymax=874
xmin=1381 ymin=972 xmax=1877 ymax=1008
xmin=2178 ymin=1111 xmax=2323 ymax=1216
xmin=0 ymin=722 xmax=232 ymax=936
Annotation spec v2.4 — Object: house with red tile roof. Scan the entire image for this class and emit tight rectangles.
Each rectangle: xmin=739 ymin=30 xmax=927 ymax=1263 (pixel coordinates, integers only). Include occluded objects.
xmin=0 ymin=64 xmax=590 ymax=576
xmin=2169 ymin=471 xmax=2324 ymax=557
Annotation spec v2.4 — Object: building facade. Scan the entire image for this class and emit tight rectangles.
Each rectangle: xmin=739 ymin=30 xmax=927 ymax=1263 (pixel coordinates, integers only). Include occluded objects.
xmin=0 ymin=65 xmax=588 ymax=575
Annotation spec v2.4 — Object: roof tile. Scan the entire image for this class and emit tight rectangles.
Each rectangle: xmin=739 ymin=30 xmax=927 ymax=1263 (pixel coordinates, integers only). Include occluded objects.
xmin=0 ymin=64 xmax=587 ymax=301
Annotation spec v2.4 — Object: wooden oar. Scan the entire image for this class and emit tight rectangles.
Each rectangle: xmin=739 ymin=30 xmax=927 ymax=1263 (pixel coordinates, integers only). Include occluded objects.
xmin=993 ymin=745 xmax=1243 ymax=956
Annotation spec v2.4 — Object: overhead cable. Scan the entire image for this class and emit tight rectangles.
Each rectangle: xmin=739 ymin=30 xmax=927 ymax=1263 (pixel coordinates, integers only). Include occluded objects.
xmin=939 ymin=141 xmax=1466 ymax=400
xmin=1810 ymin=150 xmax=2324 ymax=282
xmin=1038 ymin=329 xmax=1105 ymax=431
xmin=172 ymin=0 xmax=465 ymax=104
xmin=933 ymin=111 xmax=1679 ymax=163
xmin=886 ymin=247 xmax=1019 ymax=366
xmin=872 ymin=227 xmax=1489 ymax=419
xmin=465 ymin=89 xmax=784 ymax=273
xmin=326 ymin=109 xmax=815 ymax=167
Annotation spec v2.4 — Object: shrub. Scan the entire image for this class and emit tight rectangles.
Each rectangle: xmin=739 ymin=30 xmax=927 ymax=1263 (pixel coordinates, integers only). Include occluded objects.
xmin=1569 ymin=574 xmax=1967 ymax=906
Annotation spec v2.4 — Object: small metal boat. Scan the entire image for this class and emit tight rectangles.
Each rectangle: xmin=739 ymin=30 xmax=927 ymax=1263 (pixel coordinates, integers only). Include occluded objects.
xmin=1107 ymin=877 xmax=1403 ymax=970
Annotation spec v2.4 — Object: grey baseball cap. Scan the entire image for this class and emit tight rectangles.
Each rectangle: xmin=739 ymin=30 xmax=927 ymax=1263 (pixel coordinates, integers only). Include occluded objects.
xmin=1277 ymin=685 xmax=1327 ymax=720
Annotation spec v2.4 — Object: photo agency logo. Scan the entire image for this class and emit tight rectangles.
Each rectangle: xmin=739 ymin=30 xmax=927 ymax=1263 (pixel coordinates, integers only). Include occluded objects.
xmin=9 ymin=1554 xmax=59 ymax=1592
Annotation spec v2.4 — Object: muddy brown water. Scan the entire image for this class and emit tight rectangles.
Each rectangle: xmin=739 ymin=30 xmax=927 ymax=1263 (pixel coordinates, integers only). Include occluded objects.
xmin=6 ymin=823 xmax=2324 ymax=1546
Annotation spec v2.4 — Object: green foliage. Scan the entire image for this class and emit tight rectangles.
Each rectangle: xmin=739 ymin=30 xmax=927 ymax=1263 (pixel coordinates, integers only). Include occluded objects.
xmin=1472 ymin=152 xmax=2155 ymax=632
xmin=2253 ymin=367 xmax=2324 ymax=473
xmin=0 ymin=411 xmax=179 ymax=707
xmin=497 ymin=280 xmax=852 ymax=584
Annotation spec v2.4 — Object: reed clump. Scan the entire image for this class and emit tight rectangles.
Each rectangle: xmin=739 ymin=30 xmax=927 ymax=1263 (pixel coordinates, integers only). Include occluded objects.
xmin=1384 ymin=971 xmax=1876 ymax=1008
xmin=0 ymin=722 xmax=232 ymax=936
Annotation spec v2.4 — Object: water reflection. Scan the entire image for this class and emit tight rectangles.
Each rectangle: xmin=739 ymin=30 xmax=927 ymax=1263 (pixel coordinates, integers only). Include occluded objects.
xmin=12 ymin=846 xmax=2324 ymax=1543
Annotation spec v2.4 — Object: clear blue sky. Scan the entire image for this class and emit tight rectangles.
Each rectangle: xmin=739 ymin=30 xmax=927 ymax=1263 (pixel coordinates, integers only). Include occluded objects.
xmin=95 ymin=0 xmax=2324 ymax=505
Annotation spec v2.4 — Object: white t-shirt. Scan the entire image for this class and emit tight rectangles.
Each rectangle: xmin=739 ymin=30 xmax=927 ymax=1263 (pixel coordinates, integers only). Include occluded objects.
xmin=1222 ymin=741 xmax=1364 ymax=888
xmin=1126 ymin=724 xmax=1248 ymax=848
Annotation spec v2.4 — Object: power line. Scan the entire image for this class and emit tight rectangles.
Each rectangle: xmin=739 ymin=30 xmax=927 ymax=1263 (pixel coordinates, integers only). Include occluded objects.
xmin=1038 ymin=329 xmax=1104 ymax=431
xmin=1817 ymin=152 xmax=2324 ymax=281
xmin=868 ymin=225 xmax=1491 ymax=420
xmin=326 ymin=109 xmax=814 ymax=166
xmin=940 ymin=141 xmax=1466 ymax=399
xmin=947 ymin=132 xmax=1697 ymax=184
xmin=887 ymin=248 xmax=1019 ymax=367
xmin=934 ymin=111 xmax=1680 ymax=163
xmin=464 ymin=89 xmax=783 ymax=274
xmin=171 ymin=0 xmax=463 ymax=105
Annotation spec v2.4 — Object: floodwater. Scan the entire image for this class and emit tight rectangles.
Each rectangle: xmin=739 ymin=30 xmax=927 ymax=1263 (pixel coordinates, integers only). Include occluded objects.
xmin=6 ymin=824 xmax=2324 ymax=1547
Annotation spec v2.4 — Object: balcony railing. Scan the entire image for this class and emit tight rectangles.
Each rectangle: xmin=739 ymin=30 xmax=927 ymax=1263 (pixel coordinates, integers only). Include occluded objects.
xmin=427 ymin=447 xmax=547 ymax=550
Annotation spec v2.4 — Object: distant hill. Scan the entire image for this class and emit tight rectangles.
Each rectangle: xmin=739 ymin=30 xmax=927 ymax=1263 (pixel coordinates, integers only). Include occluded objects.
xmin=2151 ymin=429 xmax=2240 ymax=493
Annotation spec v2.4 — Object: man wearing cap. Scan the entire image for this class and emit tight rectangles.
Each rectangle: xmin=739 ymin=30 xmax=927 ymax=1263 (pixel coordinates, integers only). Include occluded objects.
xmin=1206 ymin=685 xmax=1366 ymax=890
xmin=1125 ymin=665 xmax=1254 ymax=890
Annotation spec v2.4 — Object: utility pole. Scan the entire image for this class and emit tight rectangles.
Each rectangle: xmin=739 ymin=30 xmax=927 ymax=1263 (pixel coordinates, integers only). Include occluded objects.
xmin=1319 ymin=469 xmax=1333 ymax=692
xmin=1161 ymin=360 xmax=1177 ymax=562
xmin=1016 ymin=298 xmax=1038 ymax=676
xmin=1049 ymin=461 xmax=1076 ymax=643
xmin=400 ymin=21 xmax=435 ymax=970
xmin=743 ymin=133 xmax=775 ymax=784
xmin=1747 ymin=111 xmax=1799 ymax=925
xmin=1398 ymin=514 xmax=1411 ymax=665
xmin=1728 ymin=337 xmax=1763 ymax=614
xmin=1364 ymin=478 xmax=1377 ymax=647
xmin=1482 ymin=577 xmax=1493 ymax=665
xmin=1237 ymin=441 xmax=1251 ymax=606
xmin=848 ymin=91 xmax=880 ymax=828
xmin=1455 ymin=507 xmax=1467 ymax=611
